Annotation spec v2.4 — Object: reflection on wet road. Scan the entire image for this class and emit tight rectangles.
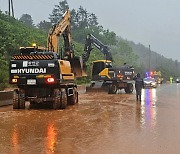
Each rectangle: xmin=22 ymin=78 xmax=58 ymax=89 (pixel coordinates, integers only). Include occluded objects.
xmin=46 ymin=122 xmax=56 ymax=153
xmin=140 ymin=88 xmax=157 ymax=130
xmin=0 ymin=84 xmax=180 ymax=153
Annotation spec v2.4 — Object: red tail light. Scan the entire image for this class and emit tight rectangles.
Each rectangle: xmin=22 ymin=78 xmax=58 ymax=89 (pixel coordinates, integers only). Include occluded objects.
xmin=47 ymin=77 xmax=55 ymax=83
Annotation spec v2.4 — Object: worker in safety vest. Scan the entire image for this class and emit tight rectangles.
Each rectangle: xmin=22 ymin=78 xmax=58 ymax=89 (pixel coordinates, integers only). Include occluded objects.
xmin=170 ymin=76 xmax=173 ymax=84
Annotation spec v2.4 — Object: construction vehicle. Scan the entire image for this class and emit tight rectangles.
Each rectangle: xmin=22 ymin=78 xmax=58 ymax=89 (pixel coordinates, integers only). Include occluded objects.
xmin=153 ymin=71 xmax=163 ymax=84
xmin=145 ymin=71 xmax=163 ymax=84
xmin=9 ymin=10 xmax=83 ymax=109
xmin=82 ymin=34 xmax=134 ymax=94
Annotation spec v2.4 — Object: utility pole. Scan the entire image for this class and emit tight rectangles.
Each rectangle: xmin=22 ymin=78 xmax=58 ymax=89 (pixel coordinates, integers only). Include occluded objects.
xmin=155 ymin=53 xmax=158 ymax=70
xmin=149 ymin=44 xmax=151 ymax=72
xmin=8 ymin=0 xmax=11 ymax=16
xmin=8 ymin=0 xmax=14 ymax=17
xmin=11 ymin=0 xmax=14 ymax=17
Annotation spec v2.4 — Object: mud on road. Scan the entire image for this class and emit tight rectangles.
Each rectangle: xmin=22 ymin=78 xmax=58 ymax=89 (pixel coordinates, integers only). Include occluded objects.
xmin=0 ymin=84 xmax=180 ymax=154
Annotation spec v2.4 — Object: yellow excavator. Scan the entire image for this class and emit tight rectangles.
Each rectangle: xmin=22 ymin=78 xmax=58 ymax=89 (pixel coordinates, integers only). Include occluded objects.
xmin=82 ymin=34 xmax=134 ymax=94
xmin=9 ymin=10 xmax=83 ymax=109
xmin=47 ymin=10 xmax=83 ymax=78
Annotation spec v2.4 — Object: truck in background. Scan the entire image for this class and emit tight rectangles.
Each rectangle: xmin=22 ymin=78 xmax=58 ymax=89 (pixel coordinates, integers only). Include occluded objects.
xmin=145 ymin=71 xmax=163 ymax=84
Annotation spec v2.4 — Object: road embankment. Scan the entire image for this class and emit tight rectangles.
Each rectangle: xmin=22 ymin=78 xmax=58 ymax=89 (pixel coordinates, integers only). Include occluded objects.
xmin=0 ymin=91 xmax=13 ymax=107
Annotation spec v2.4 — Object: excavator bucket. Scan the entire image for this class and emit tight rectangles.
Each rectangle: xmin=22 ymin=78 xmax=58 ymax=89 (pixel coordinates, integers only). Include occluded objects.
xmin=86 ymin=81 xmax=108 ymax=92
xmin=70 ymin=57 xmax=87 ymax=78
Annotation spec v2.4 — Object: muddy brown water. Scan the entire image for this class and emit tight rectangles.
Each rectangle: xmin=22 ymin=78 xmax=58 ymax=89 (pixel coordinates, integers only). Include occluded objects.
xmin=0 ymin=83 xmax=180 ymax=154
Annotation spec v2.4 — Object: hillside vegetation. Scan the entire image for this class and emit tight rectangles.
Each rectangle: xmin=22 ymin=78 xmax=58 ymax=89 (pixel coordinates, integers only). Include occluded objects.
xmin=0 ymin=11 xmax=47 ymax=90
xmin=0 ymin=0 xmax=180 ymax=90
xmin=129 ymin=41 xmax=180 ymax=79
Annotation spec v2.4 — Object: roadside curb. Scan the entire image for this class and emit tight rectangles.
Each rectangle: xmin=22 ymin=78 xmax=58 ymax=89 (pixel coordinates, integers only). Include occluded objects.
xmin=0 ymin=91 xmax=13 ymax=107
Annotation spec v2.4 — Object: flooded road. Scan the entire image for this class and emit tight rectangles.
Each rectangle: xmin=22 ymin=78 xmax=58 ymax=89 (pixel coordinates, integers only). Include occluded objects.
xmin=0 ymin=83 xmax=180 ymax=154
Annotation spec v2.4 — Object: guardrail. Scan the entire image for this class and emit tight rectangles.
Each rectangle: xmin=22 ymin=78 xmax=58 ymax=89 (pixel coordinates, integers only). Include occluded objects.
xmin=0 ymin=91 xmax=13 ymax=107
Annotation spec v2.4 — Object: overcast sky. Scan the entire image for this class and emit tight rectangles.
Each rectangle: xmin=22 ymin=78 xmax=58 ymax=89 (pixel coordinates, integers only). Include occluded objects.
xmin=0 ymin=0 xmax=180 ymax=61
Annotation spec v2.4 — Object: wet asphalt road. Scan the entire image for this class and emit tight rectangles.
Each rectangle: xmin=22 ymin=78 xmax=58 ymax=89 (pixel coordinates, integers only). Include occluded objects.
xmin=0 ymin=83 xmax=180 ymax=154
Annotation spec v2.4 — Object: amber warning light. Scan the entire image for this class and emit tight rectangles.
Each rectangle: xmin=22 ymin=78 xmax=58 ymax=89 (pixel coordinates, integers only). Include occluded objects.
xmin=12 ymin=79 xmax=18 ymax=83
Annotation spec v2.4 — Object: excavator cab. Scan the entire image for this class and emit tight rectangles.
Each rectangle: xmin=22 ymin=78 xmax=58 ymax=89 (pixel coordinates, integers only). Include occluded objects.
xmin=91 ymin=60 xmax=112 ymax=81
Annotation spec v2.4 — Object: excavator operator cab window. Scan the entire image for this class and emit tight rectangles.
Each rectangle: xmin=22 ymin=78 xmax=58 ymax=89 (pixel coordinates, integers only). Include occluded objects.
xmin=20 ymin=48 xmax=35 ymax=55
xmin=105 ymin=62 xmax=112 ymax=68
xmin=20 ymin=48 xmax=46 ymax=55
xmin=92 ymin=62 xmax=105 ymax=76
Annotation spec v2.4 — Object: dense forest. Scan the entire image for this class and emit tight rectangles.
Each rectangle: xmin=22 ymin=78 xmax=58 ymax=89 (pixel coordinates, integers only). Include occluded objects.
xmin=0 ymin=0 xmax=180 ymax=90
xmin=128 ymin=41 xmax=180 ymax=79
xmin=0 ymin=11 xmax=46 ymax=90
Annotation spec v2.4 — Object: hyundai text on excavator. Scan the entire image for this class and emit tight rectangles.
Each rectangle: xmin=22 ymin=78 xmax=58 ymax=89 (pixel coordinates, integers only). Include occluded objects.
xmin=82 ymin=34 xmax=134 ymax=94
xmin=9 ymin=10 xmax=83 ymax=109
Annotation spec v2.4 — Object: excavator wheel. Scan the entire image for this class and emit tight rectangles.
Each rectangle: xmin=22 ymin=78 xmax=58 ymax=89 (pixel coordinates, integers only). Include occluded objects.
xmin=75 ymin=91 xmax=78 ymax=104
xmin=68 ymin=88 xmax=78 ymax=105
xmin=125 ymin=83 xmax=134 ymax=94
xmin=12 ymin=89 xmax=25 ymax=109
xmin=60 ymin=89 xmax=67 ymax=109
xmin=108 ymin=83 xmax=117 ymax=94
xmin=53 ymin=89 xmax=61 ymax=110
xmin=19 ymin=89 xmax=25 ymax=109
xmin=19 ymin=97 xmax=25 ymax=109
xmin=13 ymin=90 xmax=19 ymax=109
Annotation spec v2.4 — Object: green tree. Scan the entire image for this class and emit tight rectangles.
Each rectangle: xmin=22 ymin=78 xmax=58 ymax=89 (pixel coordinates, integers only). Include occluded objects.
xmin=37 ymin=20 xmax=52 ymax=32
xmin=0 ymin=53 xmax=8 ymax=90
xmin=70 ymin=9 xmax=78 ymax=29
xmin=19 ymin=14 xmax=34 ymax=27
xmin=49 ymin=0 xmax=69 ymax=24
xmin=76 ymin=6 xmax=88 ymax=29
xmin=111 ymin=39 xmax=138 ymax=67
xmin=88 ymin=13 xmax=98 ymax=27
xmin=0 ymin=11 xmax=47 ymax=89
xmin=71 ymin=6 xmax=99 ymax=30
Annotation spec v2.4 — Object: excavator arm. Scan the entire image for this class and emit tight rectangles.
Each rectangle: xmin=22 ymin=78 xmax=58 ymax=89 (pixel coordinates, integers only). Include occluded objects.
xmin=82 ymin=34 xmax=113 ymax=65
xmin=47 ymin=10 xmax=84 ymax=77
xmin=47 ymin=10 xmax=74 ymax=60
